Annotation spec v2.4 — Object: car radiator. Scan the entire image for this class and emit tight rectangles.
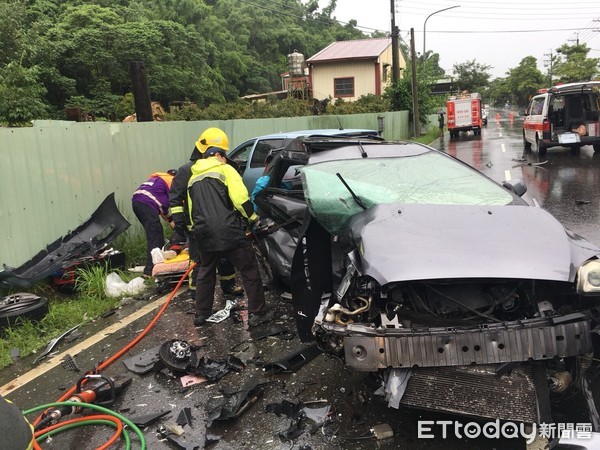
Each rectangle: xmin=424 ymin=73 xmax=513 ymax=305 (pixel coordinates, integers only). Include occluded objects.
xmin=400 ymin=364 xmax=552 ymax=424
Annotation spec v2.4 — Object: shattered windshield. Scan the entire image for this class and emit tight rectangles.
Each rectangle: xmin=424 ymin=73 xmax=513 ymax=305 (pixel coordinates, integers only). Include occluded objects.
xmin=302 ymin=151 xmax=514 ymax=234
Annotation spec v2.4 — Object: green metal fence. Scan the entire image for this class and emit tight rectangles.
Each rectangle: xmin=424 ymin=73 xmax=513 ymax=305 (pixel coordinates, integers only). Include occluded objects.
xmin=0 ymin=111 xmax=410 ymax=268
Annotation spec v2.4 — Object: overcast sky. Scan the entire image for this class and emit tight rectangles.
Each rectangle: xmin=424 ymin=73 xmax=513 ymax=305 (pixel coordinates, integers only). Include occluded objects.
xmin=322 ymin=0 xmax=599 ymax=80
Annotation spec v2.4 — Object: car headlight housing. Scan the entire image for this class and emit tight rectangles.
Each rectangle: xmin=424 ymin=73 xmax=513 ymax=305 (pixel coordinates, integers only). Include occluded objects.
xmin=576 ymin=259 xmax=600 ymax=294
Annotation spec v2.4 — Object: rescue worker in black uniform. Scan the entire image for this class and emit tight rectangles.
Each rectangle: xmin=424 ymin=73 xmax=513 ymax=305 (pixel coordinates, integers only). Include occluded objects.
xmin=186 ymin=127 xmax=270 ymax=327
xmin=0 ymin=395 xmax=34 ymax=450
xmin=169 ymin=130 xmax=243 ymax=297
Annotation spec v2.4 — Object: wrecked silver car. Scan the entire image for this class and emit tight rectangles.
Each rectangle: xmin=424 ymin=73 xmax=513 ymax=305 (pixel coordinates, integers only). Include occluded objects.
xmin=252 ymin=136 xmax=600 ymax=424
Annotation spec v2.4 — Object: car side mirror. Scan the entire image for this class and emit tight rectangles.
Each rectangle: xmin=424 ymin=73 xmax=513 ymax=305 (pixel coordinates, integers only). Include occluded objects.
xmin=503 ymin=179 xmax=527 ymax=197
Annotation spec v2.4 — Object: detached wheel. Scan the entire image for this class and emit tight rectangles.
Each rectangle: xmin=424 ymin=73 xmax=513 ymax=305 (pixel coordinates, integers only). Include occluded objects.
xmin=0 ymin=293 xmax=49 ymax=327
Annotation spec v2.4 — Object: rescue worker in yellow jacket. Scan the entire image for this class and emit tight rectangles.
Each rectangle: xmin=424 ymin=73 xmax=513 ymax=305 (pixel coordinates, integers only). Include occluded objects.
xmin=168 ymin=132 xmax=243 ymax=297
xmin=132 ymin=170 xmax=177 ymax=276
xmin=187 ymin=128 xmax=270 ymax=327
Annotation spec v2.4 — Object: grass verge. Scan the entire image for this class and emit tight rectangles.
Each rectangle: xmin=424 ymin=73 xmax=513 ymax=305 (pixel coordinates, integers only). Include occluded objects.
xmin=0 ymin=265 xmax=133 ymax=369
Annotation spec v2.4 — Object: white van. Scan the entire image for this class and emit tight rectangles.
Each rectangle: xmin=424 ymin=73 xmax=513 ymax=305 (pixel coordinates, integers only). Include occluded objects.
xmin=522 ymin=81 xmax=600 ymax=156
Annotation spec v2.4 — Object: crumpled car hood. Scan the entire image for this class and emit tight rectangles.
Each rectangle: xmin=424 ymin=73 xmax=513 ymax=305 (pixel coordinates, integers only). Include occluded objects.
xmin=345 ymin=203 xmax=600 ymax=285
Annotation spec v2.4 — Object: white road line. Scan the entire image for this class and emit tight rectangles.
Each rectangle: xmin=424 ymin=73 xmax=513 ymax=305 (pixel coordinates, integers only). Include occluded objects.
xmin=0 ymin=294 xmax=171 ymax=397
xmin=505 ymin=170 xmax=512 ymax=182
xmin=501 ymin=143 xmax=506 ymax=153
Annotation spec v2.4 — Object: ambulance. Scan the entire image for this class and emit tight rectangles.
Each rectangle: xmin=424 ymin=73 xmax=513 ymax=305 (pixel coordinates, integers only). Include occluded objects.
xmin=446 ymin=92 xmax=483 ymax=138
xmin=522 ymin=81 xmax=600 ymax=156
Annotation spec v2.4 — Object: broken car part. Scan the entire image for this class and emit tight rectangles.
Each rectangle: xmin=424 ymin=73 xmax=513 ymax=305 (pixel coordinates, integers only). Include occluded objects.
xmin=206 ymin=299 xmax=236 ymax=323
xmin=193 ymin=355 xmax=245 ymax=382
xmin=176 ymin=407 xmax=193 ymax=428
xmin=0 ymin=293 xmax=48 ymax=328
xmin=206 ymin=378 xmax=276 ymax=423
xmin=33 ymin=323 xmax=82 ymax=365
xmin=250 ymin=325 xmax=292 ymax=341
xmin=0 ymin=193 xmax=130 ymax=289
xmin=122 ymin=345 xmax=161 ymax=375
xmin=130 ymin=410 xmax=170 ymax=428
xmin=158 ymin=340 xmax=199 ymax=374
xmin=371 ymin=423 xmax=394 ymax=440
xmin=60 ymin=354 xmax=81 ymax=372
xmin=262 ymin=343 xmax=321 ymax=375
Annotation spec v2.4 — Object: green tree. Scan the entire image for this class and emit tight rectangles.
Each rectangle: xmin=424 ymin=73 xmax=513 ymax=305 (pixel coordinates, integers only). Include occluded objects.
xmin=0 ymin=63 xmax=49 ymax=125
xmin=384 ymin=54 xmax=440 ymax=127
xmin=553 ymin=43 xmax=599 ymax=83
xmin=504 ymin=56 xmax=545 ymax=107
xmin=452 ymin=60 xmax=492 ymax=93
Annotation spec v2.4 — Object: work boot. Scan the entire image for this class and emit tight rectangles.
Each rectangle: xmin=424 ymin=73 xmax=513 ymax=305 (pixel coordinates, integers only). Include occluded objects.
xmin=248 ymin=309 xmax=274 ymax=328
xmin=194 ymin=314 xmax=208 ymax=327
xmin=222 ymin=284 xmax=244 ymax=296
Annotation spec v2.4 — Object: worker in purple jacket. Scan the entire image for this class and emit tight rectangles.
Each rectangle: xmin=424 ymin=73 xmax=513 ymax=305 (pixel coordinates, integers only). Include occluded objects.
xmin=132 ymin=170 xmax=177 ymax=276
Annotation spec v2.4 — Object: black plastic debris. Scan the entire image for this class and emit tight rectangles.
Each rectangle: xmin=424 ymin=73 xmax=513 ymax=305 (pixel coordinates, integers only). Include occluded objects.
xmin=266 ymin=399 xmax=332 ymax=437
xmin=122 ymin=345 xmax=161 ymax=375
xmin=206 ymin=378 xmax=276 ymax=424
xmin=0 ymin=193 xmax=130 ymax=289
xmin=176 ymin=407 xmax=193 ymax=428
xmin=303 ymin=403 xmax=332 ymax=433
xmin=266 ymin=399 xmax=302 ymax=418
xmin=262 ymin=343 xmax=321 ymax=374
xmin=250 ymin=325 xmax=293 ymax=341
xmin=193 ymin=355 xmax=245 ymax=382
xmin=130 ymin=410 xmax=170 ymax=428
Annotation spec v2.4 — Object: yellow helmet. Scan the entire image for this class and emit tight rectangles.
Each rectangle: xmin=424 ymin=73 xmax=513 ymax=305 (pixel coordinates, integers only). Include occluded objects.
xmin=195 ymin=127 xmax=229 ymax=154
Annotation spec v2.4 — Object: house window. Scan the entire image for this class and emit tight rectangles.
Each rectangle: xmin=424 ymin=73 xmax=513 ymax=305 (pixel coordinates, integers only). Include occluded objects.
xmin=334 ymin=77 xmax=354 ymax=97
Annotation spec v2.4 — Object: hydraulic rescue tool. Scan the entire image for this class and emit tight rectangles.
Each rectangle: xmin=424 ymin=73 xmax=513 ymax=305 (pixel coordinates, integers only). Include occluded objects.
xmin=35 ymin=373 xmax=131 ymax=431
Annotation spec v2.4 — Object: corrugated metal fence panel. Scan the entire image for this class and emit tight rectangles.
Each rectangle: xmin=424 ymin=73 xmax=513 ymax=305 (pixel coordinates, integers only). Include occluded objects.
xmin=1 ymin=112 xmax=410 ymax=268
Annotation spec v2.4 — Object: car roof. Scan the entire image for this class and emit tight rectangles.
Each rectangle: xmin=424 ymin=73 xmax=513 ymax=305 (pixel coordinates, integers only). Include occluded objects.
xmin=548 ymin=81 xmax=600 ymax=94
xmin=247 ymin=129 xmax=379 ymax=140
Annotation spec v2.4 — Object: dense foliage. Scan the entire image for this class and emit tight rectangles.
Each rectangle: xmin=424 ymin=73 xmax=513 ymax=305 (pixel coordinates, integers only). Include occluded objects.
xmin=0 ymin=0 xmax=368 ymax=123
xmin=1 ymin=0 xmax=598 ymax=124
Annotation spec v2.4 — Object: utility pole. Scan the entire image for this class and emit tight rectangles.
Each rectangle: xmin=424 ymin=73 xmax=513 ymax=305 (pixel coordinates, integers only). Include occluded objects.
xmin=129 ymin=61 xmax=153 ymax=122
xmin=390 ymin=0 xmax=400 ymax=83
xmin=410 ymin=28 xmax=420 ymax=137
xmin=543 ymin=50 xmax=553 ymax=86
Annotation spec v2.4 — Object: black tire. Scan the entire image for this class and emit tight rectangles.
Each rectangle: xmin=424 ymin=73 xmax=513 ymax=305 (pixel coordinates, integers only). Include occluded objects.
xmin=0 ymin=293 xmax=49 ymax=327
xmin=536 ymin=135 xmax=547 ymax=157
xmin=594 ymin=143 xmax=600 ymax=153
xmin=523 ymin=132 xmax=532 ymax=150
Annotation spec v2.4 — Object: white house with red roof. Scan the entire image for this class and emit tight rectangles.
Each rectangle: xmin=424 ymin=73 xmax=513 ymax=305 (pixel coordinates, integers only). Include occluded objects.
xmin=306 ymin=38 xmax=405 ymax=102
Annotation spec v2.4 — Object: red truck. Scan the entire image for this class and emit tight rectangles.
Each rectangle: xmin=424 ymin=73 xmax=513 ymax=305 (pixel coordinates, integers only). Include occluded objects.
xmin=446 ymin=92 xmax=483 ymax=138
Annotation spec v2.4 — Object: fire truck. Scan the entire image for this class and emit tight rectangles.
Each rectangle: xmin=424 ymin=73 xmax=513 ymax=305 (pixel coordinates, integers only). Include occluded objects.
xmin=446 ymin=92 xmax=483 ymax=138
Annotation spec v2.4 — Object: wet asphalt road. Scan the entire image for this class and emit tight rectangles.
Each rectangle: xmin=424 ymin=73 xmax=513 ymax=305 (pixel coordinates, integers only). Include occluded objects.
xmin=2 ymin=111 xmax=599 ymax=450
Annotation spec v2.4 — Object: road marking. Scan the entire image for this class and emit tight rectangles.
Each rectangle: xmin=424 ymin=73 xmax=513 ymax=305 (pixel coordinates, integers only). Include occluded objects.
xmin=505 ymin=170 xmax=512 ymax=181
xmin=0 ymin=295 xmax=170 ymax=397
xmin=501 ymin=143 xmax=506 ymax=153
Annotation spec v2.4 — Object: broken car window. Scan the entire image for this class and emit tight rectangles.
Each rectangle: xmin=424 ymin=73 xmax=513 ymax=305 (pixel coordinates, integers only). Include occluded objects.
xmin=301 ymin=152 xmax=514 ymax=234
